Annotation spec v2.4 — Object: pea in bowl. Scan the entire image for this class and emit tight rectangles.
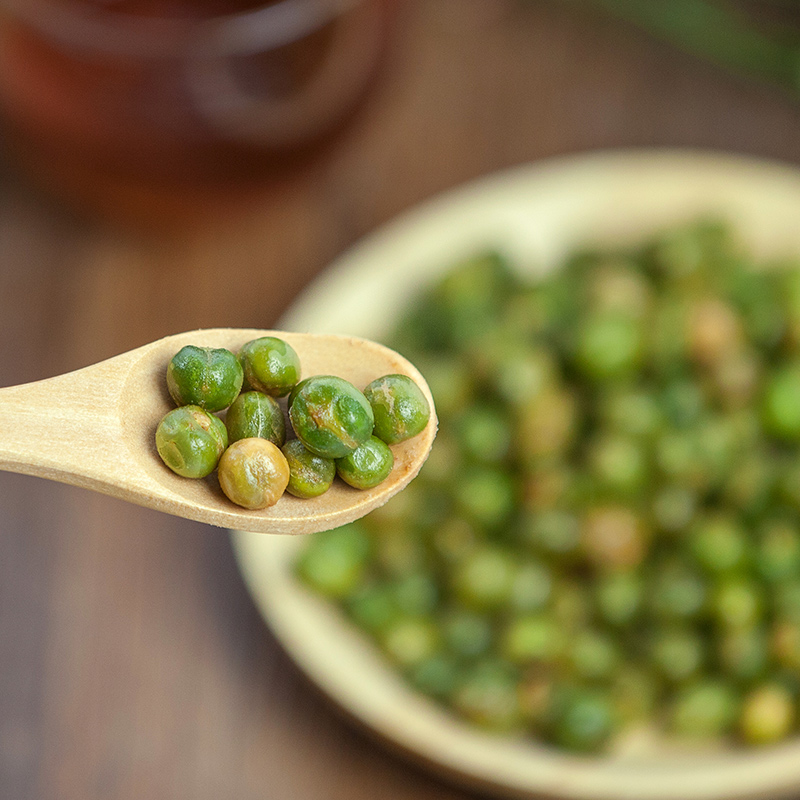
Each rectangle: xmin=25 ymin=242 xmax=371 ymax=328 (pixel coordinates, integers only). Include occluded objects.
xmin=232 ymin=151 xmax=800 ymax=800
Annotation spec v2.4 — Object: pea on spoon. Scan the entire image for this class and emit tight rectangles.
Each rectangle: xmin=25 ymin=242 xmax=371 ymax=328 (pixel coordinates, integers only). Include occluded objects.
xmin=0 ymin=329 xmax=437 ymax=534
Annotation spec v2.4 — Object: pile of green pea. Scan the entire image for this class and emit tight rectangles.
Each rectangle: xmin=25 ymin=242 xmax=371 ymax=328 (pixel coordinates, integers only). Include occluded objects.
xmin=155 ymin=336 xmax=431 ymax=509
xmin=296 ymin=219 xmax=800 ymax=753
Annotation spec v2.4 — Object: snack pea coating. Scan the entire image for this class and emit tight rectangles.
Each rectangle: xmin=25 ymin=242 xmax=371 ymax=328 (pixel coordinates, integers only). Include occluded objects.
xmin=289 ymin=375 xmax=374 ymax=459
xmin=155 ymin=405 xmax=227 ymax=478
xmin=336 ymin=435 xmax=394 ymax=489
xmin=225 ymin=391 xmax=286 ymax=446
xmin=282 ymin=439 xmax=336 ymax=498
xmin=363 ymin=374 xmax=431 ymax=445
xmin=167 ymin=345 xmax=243 ymax=411
xmin=217 ymin=438 xmax=290 ymax=509
xmin=238 ymin=336 xmax=301 ymax=397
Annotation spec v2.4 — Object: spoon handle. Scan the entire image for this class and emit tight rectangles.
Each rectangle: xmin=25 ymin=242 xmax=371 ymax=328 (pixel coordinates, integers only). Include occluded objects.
xmin=0 ymin=363 xmax=128 ymax=491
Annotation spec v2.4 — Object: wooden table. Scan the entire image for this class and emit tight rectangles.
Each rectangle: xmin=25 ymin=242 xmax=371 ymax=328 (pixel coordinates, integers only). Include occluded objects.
xmin=3 ymin=2 xmax=800 ymax=798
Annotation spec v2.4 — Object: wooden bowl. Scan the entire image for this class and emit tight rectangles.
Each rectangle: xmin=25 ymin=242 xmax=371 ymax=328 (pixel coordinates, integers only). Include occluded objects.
xmin=232 ymin=151 xmax=800 ymax=800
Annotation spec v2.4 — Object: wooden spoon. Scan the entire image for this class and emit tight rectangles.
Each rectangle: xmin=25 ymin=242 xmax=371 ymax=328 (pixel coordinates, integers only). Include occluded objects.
xmin=0 ymin=329 xmax=437 ymax=534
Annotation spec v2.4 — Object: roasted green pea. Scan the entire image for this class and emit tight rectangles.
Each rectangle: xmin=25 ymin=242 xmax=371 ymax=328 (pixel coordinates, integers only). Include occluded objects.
xmin=441 ymin=610 xmax=493 ymax=660
xmin=289 ymin=375 xmax=374 ymax=459
xmin=226 ymin=391 xmax=285 ymax=446
xmin=712 ymin=578 xmax=764 ymax=630
xmin=453 ymin=467 xmax=516 ymax=529
xmin=756 ymin=519 xmax=800 ymax=583
xmin=690 ymin=514 xmax=749 ymax=575
xmin=380 ymin=616 xmax=440 ymax=668
xmin=551 ymin=688 xmax=616 ymax=753
xmin=451 ymin=546 xmax=516 ymax=611
xmin=516 ymin=509 xmax=581 ymax=561
xmin=582 ymin=506 xmax=648 ymax=570
xmin=295 ymin=523 xmax=371 ymax=598
xmin=574 ymin=312 xmax=644 ymax=380
xmin=740 ymin=684 xmax=795 ymax=745
xmin=649 ymin=560 xmax=707 ymax=621
xmin=217 ymin=438 xmax=290 ymax=509
xmin=336 ymin=436 xmax=394 ymax=490
xmin=568 ymin=629 xmax=620 ymax=681
xmin=364 ymin=374 xmax=431 ymax=445
xmin=596 ymin=571 xmax=642 ymax=627
xmin=718 ymin=627 xmax=769 ymax=682
xmin=410 ymin=655 xmax=461 ymax=700
xmin=650 ymin=627 xmax=705 ymax=683
xmin=500 ymin=614 xmax=564 ymax=666
xmin=763 ymin=364 xmax=800 ymax=441
xmin=167 ymin=345 xmax=243 ymax=411
xmin=670 ymin=681 xmax=738 ymax=739
xmin=281 ymin=439 xmax=336 ymax=498
xmin=238 ymin=336 xmax=300 ymax=397
xmin=454 ymin=403 xmax=512 ymax=464
xmin=155 ymin=405 xmax=227 ymax=478
xmin=452 ymin=660 xmax=522 ymax=732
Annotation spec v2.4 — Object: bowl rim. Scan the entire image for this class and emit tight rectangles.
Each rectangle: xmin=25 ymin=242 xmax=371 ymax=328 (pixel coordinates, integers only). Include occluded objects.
xmin=232 ymin=149 xmax=800 ymax=800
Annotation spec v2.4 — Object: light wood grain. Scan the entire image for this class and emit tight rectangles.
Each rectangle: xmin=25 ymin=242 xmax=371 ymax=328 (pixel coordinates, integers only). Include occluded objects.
xmin=0 ymin=329 xmax=436 ymax=534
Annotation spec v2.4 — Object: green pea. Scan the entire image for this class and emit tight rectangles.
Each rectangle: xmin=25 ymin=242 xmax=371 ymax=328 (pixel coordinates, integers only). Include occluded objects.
xmin=225 ymin=391 xmax=286 ymax=446
xmin=381 ymin=616 xmax=441 ymax=668
xmin=295 ymin=523 xmax=371 ymax=598
xmin=718 ymin=628 xmax=769 ymax=683
xmin=712 ymin=578 xmax=765 ymax=630
xmin=441 ymin=609 xmax=493 ymax=660
xmin=289 ymin=375 xmax=374 ymax=459
xmin=454 ymin=403 xmax=512 ymax=464
xmin=364 ymin=374 xmax=431 ymax=445
xmin=345 ymin=583 xmax=400 ymax=633
xmin=650 ymin=627 xmax=705 ymax=683
xmin=649 ymin=560 xmax=707 ymax=621
xmin=574 ymin=312 xmax=644 ymax=381
xmin=612 ymin=667 xmax=660 ymax=725
xmin=409 ymin=655 xmax=461 ymax=700
xmin=598 ymin=387 xmax=662 ymax=438
xmin=771 ymin=621 xmax=800 ymax=670
xmin=166 ymin=345 xmax=243 ymax=411
xmin=756 ymin=519 xmax=800 ymax=583
xmin=774 ymin=580 xmax=800 ymax=623
xmin=509 ymin=560 xmax=553 ymax=612
xmin=740 ymin=684 xmax=795 ymax=745
xmin=551 ymin=688 xmax=616 ymax=753
xmin=281 ymin=438 xmax=336 ymax=498
xmin=453 ymin=467 xmax=516 ymax=529
xmin=450 ymin=546 xmax=516 ymax=611
xmin=452 ymin=660 xmax=522 ymax=732
xmin=155 ymin=405 xmax=228 ymax=478
xmin=586 ymin=433 xmax=648 ymax=497
xmin=238 ymin=336 xmax=301 ymax=397
xmin=763 ymin=364 xmax=800 ymax=441
xmin=516 ymin=509 xmax=581 ymax=560
xmin=582 ymin=506 xmax=648 ymax=570
xmin=690 ymin=514 xmax=749 ymax=575
xmin=516 ymin=388 xmax=578 ymax=463
xmin=336 ymin=436 xmax=394 ymax=490
xmin=392 ymin=572 xmax=439 ymax=616
xmin=595 ymin=571 xmax=642 ymax=627
xmin=217 ymin=438 xmax=290 ymax=510
xmin=652 ymin=485 xmax=697 ymax=535
xmin=670 ymin=681 xmax=738 ymax=739
xmin=500 ymin=614 xmax=564 ymax=666
xmin=568 ymin=629 xmax=620 ymax=681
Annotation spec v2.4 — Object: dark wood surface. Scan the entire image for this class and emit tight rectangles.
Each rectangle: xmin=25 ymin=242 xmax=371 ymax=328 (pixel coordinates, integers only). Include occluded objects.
xmin=3 ymin=2 xmax=800 ymax=798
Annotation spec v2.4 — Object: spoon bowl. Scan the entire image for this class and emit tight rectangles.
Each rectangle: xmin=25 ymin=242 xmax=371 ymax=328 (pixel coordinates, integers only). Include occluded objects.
xmin=0 ymin=329 xmax=436 ymax=534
